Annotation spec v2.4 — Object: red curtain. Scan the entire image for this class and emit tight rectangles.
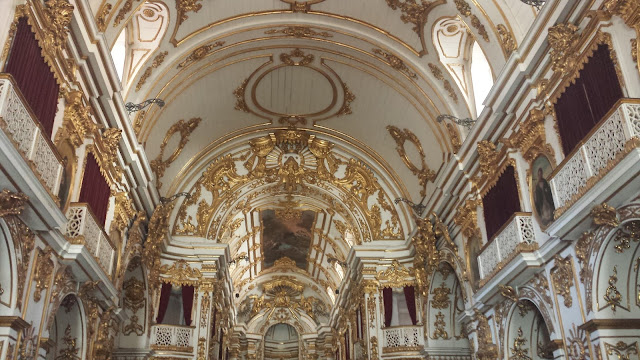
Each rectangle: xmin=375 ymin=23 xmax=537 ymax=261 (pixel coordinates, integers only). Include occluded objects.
xmin=181 ymin=285 xmax=195 ymax=326
xmin=403 ymin=286 xmax=417 ymax=325
xmin=156 ymin=282 xmax=172 ymax=324
xmin=78 ymin=153 xmax=111 ymax=224
xmin=555 ymin=44 xmax=623 ymax=155
xmin=382 ymin=287 xmax=393 ymax=327
xmin=482 ymin=166 xmax=521 ymax=240
xmin=5 ymin=17 xmax=60 ymax=137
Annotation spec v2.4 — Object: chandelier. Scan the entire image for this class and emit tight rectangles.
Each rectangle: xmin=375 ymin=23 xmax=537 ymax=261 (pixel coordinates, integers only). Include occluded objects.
xmin=520 ymin=0 xmax=546 ymax=9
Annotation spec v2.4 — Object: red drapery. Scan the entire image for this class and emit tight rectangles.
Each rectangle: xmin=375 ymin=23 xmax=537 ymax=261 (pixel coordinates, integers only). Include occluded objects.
xmin=156 ymin=282 xmax=172 ymax=324
xmin=181 ymin=285 xmax=195 ymax=326
xmin=554 ymin=44 xmax=623 ymax=155
xmin=78 ymin=153 xmax=111 ymax=224
xmin=403 ymin=286 xmax=417 ymax=325
xmin=5 ymin=17 xmax=60 ymax=137
xmin=382 ymin=287 xmax=393 ymax=327
xmin=482 ymin=166 xmax=521 ymax=240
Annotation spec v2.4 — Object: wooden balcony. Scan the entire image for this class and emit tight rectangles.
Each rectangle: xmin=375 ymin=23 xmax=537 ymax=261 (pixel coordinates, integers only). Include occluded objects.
xmin=382 ymin=325 xmax=424 ymax=354
xmin=150 ymin=324 xmax=195 ymax=355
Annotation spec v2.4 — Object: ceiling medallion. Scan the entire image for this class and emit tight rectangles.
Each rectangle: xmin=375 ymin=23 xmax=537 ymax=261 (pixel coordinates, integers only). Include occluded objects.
xmin=232 ymin=48 xmax=355 ymax=125
xmin=280 ymin=0 xmax=326 ymax=13
xmin=385 ymin=0 xmax=447 ymax=56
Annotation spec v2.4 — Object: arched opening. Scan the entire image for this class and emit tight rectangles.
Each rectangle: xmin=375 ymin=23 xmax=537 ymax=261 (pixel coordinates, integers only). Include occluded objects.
xmin=45 ymin=294 xmax=85 ymax=360
xmin=0 ymin=220 xmax=16 ymax=312
xmin=470 ymin=41 xmax=494 ymax=117
xmin=263 ymin=323 xmax=300 ymax=360
xmin=111 ymin=28 xmax=127 ymax=82
xmin=116 ymin=257 xmax=148 ymax=350
xmin=505 ymin=300 xmax=553 ymax=359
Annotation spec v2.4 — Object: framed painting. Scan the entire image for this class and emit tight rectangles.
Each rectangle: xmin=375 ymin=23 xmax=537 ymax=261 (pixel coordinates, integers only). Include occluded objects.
xmin=530 ymin=154 xmax=555 ymax=228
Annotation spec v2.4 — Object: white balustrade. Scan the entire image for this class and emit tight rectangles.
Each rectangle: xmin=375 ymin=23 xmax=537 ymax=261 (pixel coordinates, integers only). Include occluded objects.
xmin=150 ymin=325 xmax=195 ymax=353
xmin=0 ymin=75 xmax=63 ymax=197
xmin=382 ymin=325 xmax=423 ymax=352
xmin=550 ymin=101 xmax=640 ymax=213
xmin=64 ymin=203 xmax=115 ymax=276
xmin=478 ymin=213 xmax=536 ymax=279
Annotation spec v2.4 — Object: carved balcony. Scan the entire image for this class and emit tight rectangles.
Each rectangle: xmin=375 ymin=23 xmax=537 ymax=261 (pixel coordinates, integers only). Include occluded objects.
xmin=64 ymin=203 xmax=115 ymax=277
xmin=0 ymin=74 xmax=63 ymax=199
xmin=382 ymin=325 xmax=424 ymax=354
xmin=478 ymin=213 xmax=537 ymax=282
xmin=150 ymin=325 xmax=195 ymax=354
xmin=550 ymin=100 xmax=640 ymax=219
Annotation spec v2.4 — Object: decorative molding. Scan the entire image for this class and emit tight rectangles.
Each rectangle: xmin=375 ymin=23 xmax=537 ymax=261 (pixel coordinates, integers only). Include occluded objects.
xmin=566 ymin=324 xmax=589 ymax=360
xmin=445 ymin=123 xmax=462 ymax=153
xmin=548 ymin=23 xmax=581 ymax=74
xmin=96 ymin=3 xmax=112 ymax=31
xmin=428 ymin=63 xmax=458 ymax=103
xmin=386 ymin=126 xmax=436 ymax=197
xmin=160 ymin=259 xmax=203 ymax=286
xmin=604 ymin=341 xmax=639 ymax=360
xmin=33 ymin=249 xmax=55 ymax=303
xmin=502 ymin=108 xmax=554 ymax=162
xmin=372 ymin=48 xmax=417 ymax=78
xmin=453 ymin=0 xmax=489 ymax=42
xmin=385 ymin=0 xmax=446 ymax=56
xmin=0 ymin=190 xmax=28 ymax=217
xmin=178 ymin=42 xmax=225 ymax=69
xmin=551 ymin=255 xmax=574 ymax=308
xmin=136 ymin=51 xmax=168 ymax=91
xmin=497 ymin=24 xmax=516 ymax=57
xmin=113 ymin=0 xmax=140 ymax=26
xmin=431 ymin=282 xmax=450 ymax=309
xmin=376 ymin=260 xmax=414 ymax=288
xmin=432 ymin=312 xmax=449 ymax=339
xmin=454 ymin=199 xmax=481 ymax=238
xmin=603 ymin=266 xmax=622 ymax=312
xmin=150 ymin=117 xmax=201 ymax=188
xmin=264 ymin=26 xmax=333 ymax=38
xmin=591 ymin=203 xmax=619 ymax=228
xmin=510 ymin=327 xmax=531 ymax=360
xmin=473 ymin=309 xmax=498 ymax=360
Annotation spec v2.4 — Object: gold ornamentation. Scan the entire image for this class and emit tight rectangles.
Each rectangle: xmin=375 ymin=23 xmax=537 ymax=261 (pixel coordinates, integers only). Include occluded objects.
xmin=454 ymin=0 xmax=489 ymax=42
xmin=433 ymin=312 xmax=449 ymax=339
xmin=113 ymin=0 xmax=139 ymax=26
xmin=445 ymin=123 xmax=462 ymax=153
xmin=160 ymin=260 xmax=203 ymax=286
xmin=454 ymin=199 xmax=481 ymax=238
xmin=632 ymin=39 xmax=638 ymax=67
xmin=604 ymin=341 xmax=639 ymax=360
xmin=264 ymin=26 xmax=333 ymax=38
xmin=43 ymin=0 xmax=74 ymax=49
xmin=530 ymin=272 xmax=554 ymax=308
xmin=473 ymin=309 xmax=498 ymax=360
xmin=151 ymin=118 xmax=201 ymax=188
xmin=497 ymin=24 xmax=516 ymax=57
xmin=197 ymin=337 xmax=207 ymax=360
xmin=385 ymin=0 xmax=446 ymax=56
xmin=372 ymin=48 xmax=417 ymax=78
xmin=200 ymin=292 xmax=211 ymax=328
xmin=123 ymin=278 xmax=145 ymax=335
xmin=177 ymin=42 xmax=225 ymax=69
xmin=136 ymin=51 xmax=168 ymax=91
xmin=591 ymin=203 xmax=619 ymax=227
xmin=477 ymin=140 xmax=499 ymax=178
xmin=0 ymin=190 xmax=28 ymax=217
xmin=336 ymin=83 xmax=356 ymax=117
xmin=613 ymin=220 xmax=640 ymax=253
xmin=370 ymin=336 xmax=379 ymax=360
xmin=34 ymin=249 xmax=55 ymax=303
xmin=575 ymin=231 xmax=593 ymax=283
xmin=60 ymin=90 xmax=95 ymax=148
xmin=176 ymin=0 xmax=203 ymax=25
xmin=502 ymin=108 xmax=553 ymax=162
xmin=428 ymin=63 xmax=458 ymax=102
xmin=386 ymin=126 xmax=436 ymax=197
xmin=548 ymin=23 xmax=581 ymax=74
xmin=567 ymin=324 xmax=589 ymax=360
xmin=551 ymin=255 xmax=574 ymax=308
xmin=431 ymin=282 xmax=450 ymax=309
xmin=604 ymin=0 xmax=640 ymax=70
xmin=96 ymin=3 xmax=112 ymax=31
xmin=233 ymin=78 xmax=250 ymax=113
xmin=604 ymin=266 xmax=622 ymax=312
xmin=376 ymin=260 xmax=414 ymax=288
xmin=280 ymin=48 xmax=314 ymax=66
xmin=56 ymin=325 xmax=79 ymax=359
xmin=511 ymin=327 xmax=532 ymax=360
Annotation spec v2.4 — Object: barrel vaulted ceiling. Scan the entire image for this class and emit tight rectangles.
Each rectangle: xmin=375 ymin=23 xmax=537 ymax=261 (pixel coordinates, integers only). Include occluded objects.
xmin=92 ymin=0 xmax=538 ymax=319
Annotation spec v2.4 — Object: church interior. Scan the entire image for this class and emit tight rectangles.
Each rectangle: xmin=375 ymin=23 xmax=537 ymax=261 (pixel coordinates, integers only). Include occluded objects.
xmin=0 ymin=0 xmax=639 ymax=359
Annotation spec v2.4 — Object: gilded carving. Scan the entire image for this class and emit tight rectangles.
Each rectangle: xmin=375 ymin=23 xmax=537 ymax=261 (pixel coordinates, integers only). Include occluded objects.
xmin=604 ymin=0 xmax=640 ymax=69
xmin=433 ymin=312 xmax=449 ymax=339
xmin=0 ymin=190 xmax=28 ymax=217
xmin=529 ymin=272 xmax=554 ymax=308
xmin=370 ymin=336 xmax=379 ymax=360
xmin=385 ymin=0 xmax=446 ymax=56
xmin=233 ymin=78 xmax=250 ymax=113
xmin=548 ymin=23 xmax=581 ymax=74
xmin=96 ymin=3 xmax=112 ymax=31
xmin=200 ymin=291 xmax=211 ymax=328
xmin=123 ymin=278 xmax=145 ymax=335
xmin=445 ymin=123 xmax=462 ymax=153
xmin=604 ymin=341 xmax=639 ymax=360
xmin=160 ymin=259 xmax=203 ymax=286
xmin=57 ymin=325 xmax=79 ymax=359
xmin=34 ymin=249 xmax=55 ymax=303
xmin=502 ymin=108 xmax=553 ymax=162
xmin=567 ymin=324 xmax=589 ymax=360
xmin=603 ymin=266 xmax=622 ymax=312
xmin=551 ymin=255 xmax=574 ymax=308
xmin=591 ymin=203 xmax=619 ymax=228
xmin=612 ymin=220 xmax=640 ymax=253
xmin=511 ymin=328 xmax=531 ymax=360
xmin=473 ymin=309 xmax=498 ymax=360
xmin=477 ymin=140 xmax=499 ymax=178
xmin=136 ymin=51 xmax=168 ymax=91
xmin=372 ymin=48 xmax=417 ymax=78
xmin=428 ymin=63 xmax=458 ymax=102
xmin=43 ymin=0 xmax=74 ymax=49
xmin=178 ymin=42 xmax=226 ymax=69
xmin=265 ymin=26 xmax=333 ymax=38
xmin=113 ymin=0 xmax=139 ymax=26
xmin=336 ymin=83 xmax=356 ymax=117
xmin=497 ymin=24 xmax=516 ymax=57
xmin=376 ymin=260 xmax=414 ymax=288
xmin=454 ymin=199 xmax=481 ymax=238
xmin=176 ymin=0 xmax=203 ymax=25
xmin=60 ymin=90 xmax=96 ymax=148
xmin=431 ymin=282 xmax=450 ymax=309
xmin=454 ymin=0 xmax=489 ymax=42
xmin=386 ymin=126 xmax=436 ymax=197
xmin=197 ymin=337 xmax=207 ymax=360
xmin=151 ymin=118 xmax=201 ymax=187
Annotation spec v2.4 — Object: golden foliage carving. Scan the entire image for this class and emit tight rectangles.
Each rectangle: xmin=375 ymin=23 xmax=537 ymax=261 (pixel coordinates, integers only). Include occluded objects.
xmin=160 ymin=259 xmax=203 ymax=286
xmin=0 ymin=190 xmax=28 ymax=217
xmin=548 ymin=23 xmax=581 ymax=74
xmin=387 ymin=126 xmax=436 ymax=197
xmin=151 ymin=118 xmax=201 ymax=188
xmin=376 ymin=260 xmax=414 ymax=288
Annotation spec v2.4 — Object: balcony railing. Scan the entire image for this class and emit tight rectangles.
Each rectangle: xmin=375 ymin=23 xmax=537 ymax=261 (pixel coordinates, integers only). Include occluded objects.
xmin=150 ymin=325 xmax=195 ymax=353
xmin=0 ymin=75 xmax=63 ymax=199
xmin=478 ymin=213 xmax=537 ymax=280
xmin=382 ymin=325 xmax=424 ymax=353
xmin=64 ymin=203 xmax=115 ymax=276
xmin=550 ymin=100 xmax=640 ymax=217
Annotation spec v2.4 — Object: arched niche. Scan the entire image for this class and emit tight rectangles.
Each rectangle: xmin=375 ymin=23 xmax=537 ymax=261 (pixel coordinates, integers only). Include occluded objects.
xmin=424 ymin=262 xmax=470 ymax=355
xmin=263 ymin=323 xmax=300 ymax=360
xmin=0 ymin=219 xmax=17 ymax=313
xmin=45 ymin=294 xmax=86 ymax=360
xmin=116 ymin=256 xmax=148 ymax=349
xmin=504 ymin=299 xmax=554 ymax=360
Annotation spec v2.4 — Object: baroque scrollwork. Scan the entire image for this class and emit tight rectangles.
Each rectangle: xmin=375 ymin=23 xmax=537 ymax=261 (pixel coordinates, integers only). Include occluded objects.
xmin=0 ymin=190 xmax=28 ymax=217
xmin=34 ymin=249 xmax=55 ymax=302
xmin=372 ymin=48 xmax=417 ymax=78
xmin=136 ymin=51 xmax=168 ymax=91
xmin=151 ymin=117 xmax=202 ymax=188
xmin=551 ymin=255 xmax=574 ymax=308
xmin=604 ymin=341 xmax=639 ymax=360
xmin=428 ymin=63 xmax=458 ymax=102
xmin=548 ymin=23 xmax=581 ymax=74
xmin=453 ymin=0 xmax=489 ymax=42
xmin=376 ymin=260 xmax=414 ymax=288
xmin=384 ymin=0 xmax=446 ymax=56
xmin=386 ymin=126 xmax=436 ymax=197
xmin=603 ymin=266 xmax=622 ymax=312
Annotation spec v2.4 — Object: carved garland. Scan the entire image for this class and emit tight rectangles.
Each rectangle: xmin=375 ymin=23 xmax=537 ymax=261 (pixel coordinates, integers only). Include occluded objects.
xmin=151 ymin=117 xmax=201 ymax=188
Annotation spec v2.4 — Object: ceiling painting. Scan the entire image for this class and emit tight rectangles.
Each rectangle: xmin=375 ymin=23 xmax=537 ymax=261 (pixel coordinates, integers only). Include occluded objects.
xmin=261 ymin=209 xmax=316 ymax=270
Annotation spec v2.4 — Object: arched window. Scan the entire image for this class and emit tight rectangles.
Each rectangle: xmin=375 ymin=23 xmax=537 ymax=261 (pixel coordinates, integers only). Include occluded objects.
xmin=111 ymin=29 xmax=127 ymax=81
xmin=470 ymin=41 xmax=494 ymax=117
xmin=334 ymin=262 xmax=344 ymax=280
xmin=327 ymin=286 xmax=335 ymax=303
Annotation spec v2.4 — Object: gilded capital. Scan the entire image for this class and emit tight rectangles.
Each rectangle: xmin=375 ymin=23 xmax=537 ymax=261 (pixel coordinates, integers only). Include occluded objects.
xmin=590 ymin=203 xmax=619 ymax=228
xmin=0 ymin=190 xmax=29 ymax=217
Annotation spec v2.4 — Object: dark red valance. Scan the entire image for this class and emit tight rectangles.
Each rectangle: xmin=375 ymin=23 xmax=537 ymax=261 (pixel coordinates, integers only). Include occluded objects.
xmin=482 ymin=166 xmax=521 ymax=240
xmin=5 ymin=17 xmax=59 ymax=137
xmin=554 ymin=44 xmax=623 ymax=155
xmin=78 ymin=152 xmax=111 ymax=224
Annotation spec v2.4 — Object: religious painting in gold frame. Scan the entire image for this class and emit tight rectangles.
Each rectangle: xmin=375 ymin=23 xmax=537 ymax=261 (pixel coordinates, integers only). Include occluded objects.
xmin=530 ymin=154 xmax=555 ymax=229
